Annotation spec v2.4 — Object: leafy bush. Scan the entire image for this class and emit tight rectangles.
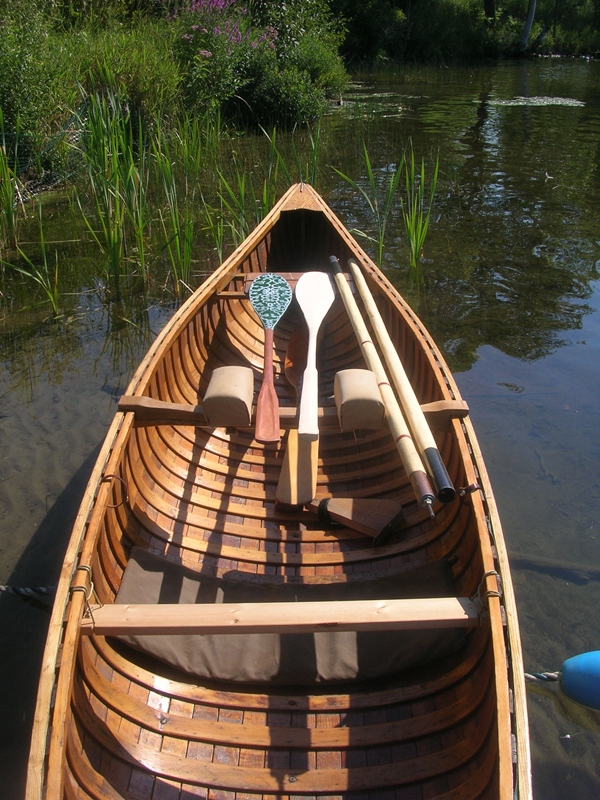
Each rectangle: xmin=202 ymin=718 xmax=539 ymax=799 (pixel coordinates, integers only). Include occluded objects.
xmin=171 ymin=1 xmax=271 ymax=109
xmin=172 ymin=0 xmax=347 ymax=125
xmin=231 ymin=46 xmax=328 ymax=125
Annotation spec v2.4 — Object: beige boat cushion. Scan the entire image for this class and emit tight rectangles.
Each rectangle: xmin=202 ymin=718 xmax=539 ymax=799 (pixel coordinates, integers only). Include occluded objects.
xmin=203 ymin=366 xmax=254 ymax=427
xmin=115 ymin=547 xmax=466 ymax=685
xmin=334 ymin=369 xmax=385 ymax=431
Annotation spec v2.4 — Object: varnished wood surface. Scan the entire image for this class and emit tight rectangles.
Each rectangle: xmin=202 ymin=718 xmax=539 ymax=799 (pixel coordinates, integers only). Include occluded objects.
xmin=26 ymin=183 xmax=531 ymax=800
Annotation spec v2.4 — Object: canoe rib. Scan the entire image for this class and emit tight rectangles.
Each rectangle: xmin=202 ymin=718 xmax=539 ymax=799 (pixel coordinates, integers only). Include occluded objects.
xmin=26 ymin=183 xmax=530 ymax=800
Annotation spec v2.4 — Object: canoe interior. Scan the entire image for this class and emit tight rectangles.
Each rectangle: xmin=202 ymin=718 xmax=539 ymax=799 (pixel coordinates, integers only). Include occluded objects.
xmin=31 ymin=189 xmax=528 ymax=800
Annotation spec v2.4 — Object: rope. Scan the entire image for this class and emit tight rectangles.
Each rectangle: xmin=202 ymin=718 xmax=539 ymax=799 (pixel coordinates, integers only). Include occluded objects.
xmin=525 ymin=671 xmax=561 ymax=682
xmin=0 ymin=584 xmax=55 ymax=598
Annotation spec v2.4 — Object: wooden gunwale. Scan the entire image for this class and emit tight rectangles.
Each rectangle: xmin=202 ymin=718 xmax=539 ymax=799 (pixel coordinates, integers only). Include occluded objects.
xmin=26 ymin=183 xmax=530 ymax=800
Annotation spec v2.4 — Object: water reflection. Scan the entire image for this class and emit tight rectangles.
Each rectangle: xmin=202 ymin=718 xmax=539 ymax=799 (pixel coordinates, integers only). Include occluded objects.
xmin=326 ymin=62 xmax=600 ymax=371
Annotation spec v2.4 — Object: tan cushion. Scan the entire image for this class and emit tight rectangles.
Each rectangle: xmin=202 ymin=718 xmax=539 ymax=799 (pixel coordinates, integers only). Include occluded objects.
xmin=334 ymin=369 xmax=385 ymax=431
xmin=203 ymin=366 xmax=254 ymax=427
xmin=115 ymin=547 xmax=466 ymax=684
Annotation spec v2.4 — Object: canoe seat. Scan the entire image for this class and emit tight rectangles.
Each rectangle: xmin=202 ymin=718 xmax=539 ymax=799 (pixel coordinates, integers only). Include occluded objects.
xmin=334 ymin=369 xmax=385 ymax=431
xmin=114 ymin=547 xmax=467 ymax=685
xmin=203 ymin=365 xmax=254 ymax=427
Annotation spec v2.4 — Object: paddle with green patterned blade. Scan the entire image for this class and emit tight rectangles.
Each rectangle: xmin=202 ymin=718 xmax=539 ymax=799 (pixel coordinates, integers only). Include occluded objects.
xmin=249 ymin=274 xmax=293 ymax=443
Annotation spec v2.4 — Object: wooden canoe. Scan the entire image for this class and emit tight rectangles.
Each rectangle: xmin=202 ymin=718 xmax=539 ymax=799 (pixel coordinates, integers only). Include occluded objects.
xmin=27 ymin=183 xmax=531 ymax=800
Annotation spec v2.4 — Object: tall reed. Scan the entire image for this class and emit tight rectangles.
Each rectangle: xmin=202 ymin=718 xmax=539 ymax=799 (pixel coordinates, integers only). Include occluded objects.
xmin=153 ymin=128 xmax=195 ymax=297
xmin=77 ymin=80 xmax=133 ymax=298
xmin=289 ymin=123 xmax=321 ymax=187
xmin=3 ymin=203 xmax=60 ymax=316
xmin=401 ymin=146 xmax=439 ymax=286
xmin=0 ymin=108 xmax=24 ymax=253
xmin=121 ymin=120 xmax=150 ymax=286
xmin=217 ymin=129 xmax=289 ymax=247
xmin=79 ymin=76 xmax=150 ymax=297
xmin=333 ymin=144 xmax=404 ymax=268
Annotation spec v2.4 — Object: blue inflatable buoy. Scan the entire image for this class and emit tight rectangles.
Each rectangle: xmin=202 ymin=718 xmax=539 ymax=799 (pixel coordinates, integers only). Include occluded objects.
xmin=560 ymin=651 xmax=600 ymax=710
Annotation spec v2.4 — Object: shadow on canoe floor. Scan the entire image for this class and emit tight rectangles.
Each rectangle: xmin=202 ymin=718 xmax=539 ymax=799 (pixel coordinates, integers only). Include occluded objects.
xmin=0 ymin=445 xmax=101 ymax=798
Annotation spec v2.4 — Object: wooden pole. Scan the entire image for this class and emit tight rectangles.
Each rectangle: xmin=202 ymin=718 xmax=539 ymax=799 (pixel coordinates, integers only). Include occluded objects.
xmin=329 ymin=257 xmax=435 ymax=514
xmin=348 ymin=259 xmax=456 ymax=504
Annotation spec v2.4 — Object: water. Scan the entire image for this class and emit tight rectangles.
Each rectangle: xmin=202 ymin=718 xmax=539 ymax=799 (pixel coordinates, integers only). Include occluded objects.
xmin=2 ymin=58 xmax=600 ymax=797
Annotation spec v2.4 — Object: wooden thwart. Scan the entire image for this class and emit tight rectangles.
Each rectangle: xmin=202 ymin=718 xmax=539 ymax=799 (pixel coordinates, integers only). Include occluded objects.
xmin=118 ymin=395 xmax=468 ymax=430
xmin=80 ymin=597 xmax=479 ymax=636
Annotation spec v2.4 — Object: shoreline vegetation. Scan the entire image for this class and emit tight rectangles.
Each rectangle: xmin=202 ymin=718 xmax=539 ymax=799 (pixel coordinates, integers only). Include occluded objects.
xmin=1 ymin=0 xmax=599 ymax=313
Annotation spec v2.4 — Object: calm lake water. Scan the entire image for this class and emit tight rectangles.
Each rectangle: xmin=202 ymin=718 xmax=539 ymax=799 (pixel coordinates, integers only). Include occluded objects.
xmin=2 ymin=58 xmax=600 ymax=797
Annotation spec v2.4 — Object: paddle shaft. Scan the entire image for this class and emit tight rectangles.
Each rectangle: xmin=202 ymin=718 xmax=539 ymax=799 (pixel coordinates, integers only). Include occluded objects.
xmin=255 ymin=328 xmax=280 ymax=443
xmin=348 ymin=259 xmax=456 ymax=504
xmin=299 ymin=332 xmax=319 ymax=437
xmin=329 ymin=256 xmax=435 ymax=513
xmin=276 ymin=319 xmax=318 ymax=508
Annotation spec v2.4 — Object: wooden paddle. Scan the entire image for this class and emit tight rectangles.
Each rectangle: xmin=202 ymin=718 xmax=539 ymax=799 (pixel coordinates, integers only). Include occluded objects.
xmin=248 ymin=274 xmax=292 ymax=443
xmin=276 ymin=315 xmax=318 ymax=508
xmin=295 ymin=272 xmax=336 ymax=440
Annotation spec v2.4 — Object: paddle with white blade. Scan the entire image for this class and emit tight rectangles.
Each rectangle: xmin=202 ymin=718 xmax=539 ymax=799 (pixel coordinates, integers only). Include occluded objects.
xmin=249 ymin=273 xmax=292 ymax=443
xmin=295 ymin=272 xmax=336 ymax=440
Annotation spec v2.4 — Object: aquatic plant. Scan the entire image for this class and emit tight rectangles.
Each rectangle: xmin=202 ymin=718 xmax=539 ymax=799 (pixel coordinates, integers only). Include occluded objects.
xmin=401 ymin=146 xmax=439 ymax=286
xmin=333 ymin=144 xmax=404 ymax=268
xmin=0 ymin=108 xmax=24 ymax=252
xmin=121 ymin=121 xmax=151 ymax=286
xmin=2 ymin=204 xmax=60 ymax=316
xmin=153 ymin=129 xmax=195 ymax=297
xmin=216 ymin=127 xmax=289 ymax=246
xmin=77 ymin=82 xmax=130 ymax=298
